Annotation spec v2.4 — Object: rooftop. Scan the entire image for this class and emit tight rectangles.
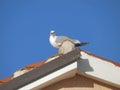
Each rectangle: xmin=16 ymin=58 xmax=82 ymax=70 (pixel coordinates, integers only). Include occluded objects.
xmin=0 ymin=41 xmax=120 ymax=90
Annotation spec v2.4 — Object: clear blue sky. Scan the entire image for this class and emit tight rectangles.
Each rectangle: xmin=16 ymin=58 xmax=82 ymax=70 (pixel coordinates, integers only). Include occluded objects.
xmin=0 ymin=0 xmax=120 ymax=79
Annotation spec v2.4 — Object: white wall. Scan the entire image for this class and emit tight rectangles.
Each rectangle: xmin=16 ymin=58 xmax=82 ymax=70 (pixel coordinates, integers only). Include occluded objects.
xmin=78 ymin=51 xmax=120 ymax=88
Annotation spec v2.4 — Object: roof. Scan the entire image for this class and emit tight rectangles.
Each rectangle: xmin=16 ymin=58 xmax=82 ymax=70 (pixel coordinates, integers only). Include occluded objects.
xmin=0 ymin=61 xmax=46 ymax=84
xmin=0 ymin=77 xmax=12 ymax=84
xmin=81 ymin=49 xmax=120 ymax=67
xmin=0 ymin=54 xmax=61 ymax=84
xmin=0 ymin=48 xmax=120 ymax=90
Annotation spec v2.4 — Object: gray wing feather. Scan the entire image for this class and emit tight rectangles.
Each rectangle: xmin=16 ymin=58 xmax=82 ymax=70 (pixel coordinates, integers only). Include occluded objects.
xmin=55 ymin=36 xmax=88 ymax=46
xmin=55 ymin=36 xmax=72 ymax=44
xmin=55 ymin=36 xmax=79 ymax=44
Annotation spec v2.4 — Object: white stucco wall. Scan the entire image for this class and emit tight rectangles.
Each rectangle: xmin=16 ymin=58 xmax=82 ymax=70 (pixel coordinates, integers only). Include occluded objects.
xmin=78 ymin=51 xmax=120 ymax=88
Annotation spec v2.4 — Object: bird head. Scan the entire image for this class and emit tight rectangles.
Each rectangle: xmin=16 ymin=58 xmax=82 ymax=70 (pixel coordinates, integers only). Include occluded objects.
xmin=50 ymin=30 xmax=56 ymax=36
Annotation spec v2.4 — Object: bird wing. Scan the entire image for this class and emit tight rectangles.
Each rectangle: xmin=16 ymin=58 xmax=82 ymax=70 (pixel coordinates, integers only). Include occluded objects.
xmin=55 ymin=36 xmax=71 ymax=44
xmin=55 ymin=36 xmax=81 ymax=45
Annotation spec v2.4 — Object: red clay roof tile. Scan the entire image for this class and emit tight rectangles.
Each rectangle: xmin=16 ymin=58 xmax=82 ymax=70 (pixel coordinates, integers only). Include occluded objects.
xmin=25 ymin=60 xmax=46 ymax=68
xmin=0 ymin=60 xmax=46 ymax=84
xmin=0 ymin=77 xmax=12 ymax=84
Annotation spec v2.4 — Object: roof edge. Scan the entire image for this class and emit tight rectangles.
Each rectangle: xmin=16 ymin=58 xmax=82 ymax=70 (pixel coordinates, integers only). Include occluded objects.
xmin=80 ymin=49 xmax=120 ymax=67
xmin=0 ymin=48 xmax=80 ymax=90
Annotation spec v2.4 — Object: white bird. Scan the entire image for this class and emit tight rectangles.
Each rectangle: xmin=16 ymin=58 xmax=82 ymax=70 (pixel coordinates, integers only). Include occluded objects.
xmin=49 ymin=30 xmax=88 ymax=48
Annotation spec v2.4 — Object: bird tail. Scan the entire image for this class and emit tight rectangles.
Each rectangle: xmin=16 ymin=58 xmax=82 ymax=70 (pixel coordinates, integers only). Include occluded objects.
xmin=75 ymin=42 xmax=89 ymax=46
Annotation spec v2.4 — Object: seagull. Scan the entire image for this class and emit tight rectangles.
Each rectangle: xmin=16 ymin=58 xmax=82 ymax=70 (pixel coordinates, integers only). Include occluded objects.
xmin=49 ymin=30 xmax=88 ymax=48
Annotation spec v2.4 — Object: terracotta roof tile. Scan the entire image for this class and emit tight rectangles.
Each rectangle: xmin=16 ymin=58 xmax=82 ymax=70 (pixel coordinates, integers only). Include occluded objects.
xmin=0 ymin=77 xmax=12 ymax=84
xmin=0 ymin=54 xmax=62 ymax=84
xmin=0 ymin=60 xmax=46 ymax=84
xmin=21 ymin=54 xmax=62 ymax=70
xmin=22 ymin=60 xmax=46 ymax=70
xmin=45 ymin=53 xmax=62 ymax=63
